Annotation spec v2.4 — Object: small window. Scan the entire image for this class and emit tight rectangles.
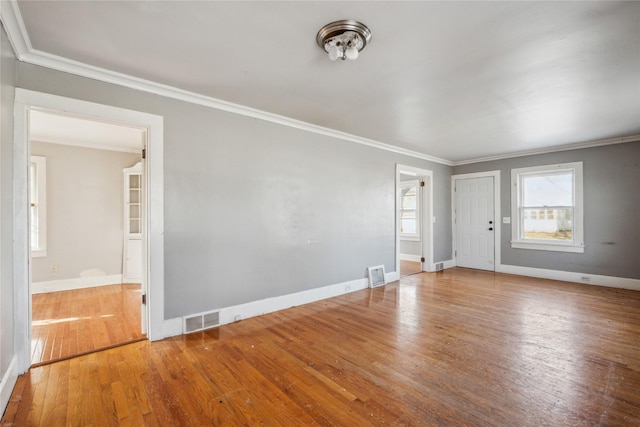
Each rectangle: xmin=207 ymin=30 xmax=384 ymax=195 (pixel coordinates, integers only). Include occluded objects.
xmin=400 ymin=180 xmax=420 ymax=240
xmin=511 ymin=162 xmax=583 ymax=253
xmin=30 ymin=155 xmax=47 ymax=257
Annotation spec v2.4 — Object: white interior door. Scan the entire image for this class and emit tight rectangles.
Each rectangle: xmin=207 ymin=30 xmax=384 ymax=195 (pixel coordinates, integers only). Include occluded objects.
xmin=455 ymin=176 xmax=495 ymax=271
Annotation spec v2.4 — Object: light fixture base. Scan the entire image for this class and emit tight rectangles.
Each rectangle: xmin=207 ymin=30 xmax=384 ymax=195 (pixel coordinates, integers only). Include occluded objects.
xmin=316 ymin=20 xmax=372 ymax=61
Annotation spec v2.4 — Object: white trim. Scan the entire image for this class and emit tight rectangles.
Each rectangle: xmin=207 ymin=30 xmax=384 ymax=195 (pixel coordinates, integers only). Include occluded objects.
xmin=500 ymin=265 xmax=640 ymax=292
xmin=510 ymin=162 xmax=584 ymax=253
xmin=163 ymin=276 xmax=371 ymax=337
xmin=396 ymin=165 xmax=434 ymax=274
xmin=0 ymin=3 xmax=450 ymax=167
xmin=1 ymin=1 xmax=639 ymax=167
xmin=13 ymin=89 xmax=165 ymax=373
xmin=0 ymin=356 xmax=18 ymax=416
xmin=453 ymin=134 xmax=640 ymax=166
xmin=31 ymin=274 xmax=124 ymax=294
xmin=400 ymin=254 xmax=422 ymax=262
xmin=451 ymin=170 xmax=501 ymax=272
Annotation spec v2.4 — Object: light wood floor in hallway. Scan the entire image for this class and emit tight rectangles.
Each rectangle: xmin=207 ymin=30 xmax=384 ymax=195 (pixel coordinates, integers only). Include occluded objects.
xmin=31 ymin=283 xmax=145 ymax=366
xmin=3 ymin=268 xmax=640 ymax=425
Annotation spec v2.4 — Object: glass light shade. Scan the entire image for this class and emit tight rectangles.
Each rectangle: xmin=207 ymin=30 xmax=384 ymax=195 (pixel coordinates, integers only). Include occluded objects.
xmin=345 ymin=46 xmax=359 ymax=60
xmin=328 ymin=45 xmax=341 ymax=61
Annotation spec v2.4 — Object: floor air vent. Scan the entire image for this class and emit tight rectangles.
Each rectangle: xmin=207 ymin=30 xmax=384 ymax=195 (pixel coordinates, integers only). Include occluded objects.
xmin=183 ymin=310 xmax=221 ymax=334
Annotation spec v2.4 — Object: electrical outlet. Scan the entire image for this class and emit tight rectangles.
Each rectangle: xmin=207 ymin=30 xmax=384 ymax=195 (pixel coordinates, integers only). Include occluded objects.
xmin=51 ymin=265 xmax=58 ymax=273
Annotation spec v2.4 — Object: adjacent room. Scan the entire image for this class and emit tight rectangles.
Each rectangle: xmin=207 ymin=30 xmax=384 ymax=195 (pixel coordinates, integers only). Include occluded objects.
xmin=0 ymin=1 xmax=638 ymax=425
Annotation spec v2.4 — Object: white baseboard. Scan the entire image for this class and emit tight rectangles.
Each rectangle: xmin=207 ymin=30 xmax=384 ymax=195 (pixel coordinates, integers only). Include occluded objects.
xmin=500 ymin=264 xmax=640 ymax=291
xmin=163 ymin=276 xmax=375 ymax=337
xmin=399 ymin=254 xmax=422 ymax=262
xmin=32 ymin=274 xmax=124 ymax=294
xmin=0 ymin=356 xmax=18 ymax=417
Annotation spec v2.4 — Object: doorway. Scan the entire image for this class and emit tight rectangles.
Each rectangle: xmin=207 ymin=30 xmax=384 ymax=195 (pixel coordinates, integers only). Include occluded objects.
xmin=452 ymin=171 xmax=501 ymax=272
xmin=29 ymin=110 xmax=146 ymax=365
xmin=13 ymin=89 xmax=165 ymax=374
xmin=396 ymin=165 xmax=433 ymax=277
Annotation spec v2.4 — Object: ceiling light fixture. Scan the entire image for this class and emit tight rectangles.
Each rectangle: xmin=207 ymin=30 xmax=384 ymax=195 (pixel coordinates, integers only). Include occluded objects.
xmin=316 ymin=20 xmax=372 ymax=61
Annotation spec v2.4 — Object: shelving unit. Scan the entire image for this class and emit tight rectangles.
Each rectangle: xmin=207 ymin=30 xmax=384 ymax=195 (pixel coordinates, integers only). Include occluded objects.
xmin=123 ymin=162 xmax=143 ymax=283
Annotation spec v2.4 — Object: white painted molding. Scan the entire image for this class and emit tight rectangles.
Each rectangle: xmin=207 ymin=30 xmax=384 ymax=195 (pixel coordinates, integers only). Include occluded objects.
xmin=164 ymin=276 xmax=377 ymax=337
xmin=0 ymin=356 xmax=18 ymax=417
xmin=454 ymin=134 xmax=640 ymax=166
xmin=32 ymin=274 xmax=124 ymax=294
xmin=500 ymin=264 xmax=640 ymax=292
xmin=0 ymin=3 xmax=450 ymax=167
xmin=1 ymin=1 xmax=638 ymax=167
xmin=400 ymin=254 xmax=422 ymax=262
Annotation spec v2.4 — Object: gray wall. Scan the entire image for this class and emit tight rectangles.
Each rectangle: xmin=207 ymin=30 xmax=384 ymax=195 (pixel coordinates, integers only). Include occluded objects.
xmin=0 ymin=23 xmax=16 ymax=393
xmin=16 ymin=62 xmax=453 ymax=319
xmin=30 ymin=142 xmax=140 ymax=282
xmin=454 ymin=141 xmax=640 ymax=279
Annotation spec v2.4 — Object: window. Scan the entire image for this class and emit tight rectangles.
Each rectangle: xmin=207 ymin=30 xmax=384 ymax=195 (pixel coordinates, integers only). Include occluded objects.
xmin=400 ymin=180 xmax=420 ymax=239
xmin=30 ymin=155 xmax=47 ymax=257
xmin=511 ymin=162 xmax=583 ymax=253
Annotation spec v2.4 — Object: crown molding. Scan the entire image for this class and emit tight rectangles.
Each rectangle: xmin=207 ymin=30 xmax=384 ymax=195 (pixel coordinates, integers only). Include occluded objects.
xmin=0 ymin=1 xmax=452 ymax=167
xmin=452 ymin=134 xmax=640 ymax=166
xmin=3 ymin=1 xmax=635 ymax=169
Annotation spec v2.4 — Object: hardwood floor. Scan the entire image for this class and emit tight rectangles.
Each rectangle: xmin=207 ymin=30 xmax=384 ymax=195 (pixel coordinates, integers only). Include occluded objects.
xmin=4 ymin=268 xmax=640 ymax=426
xmin=400 ymin=259 xmax=422 ymax=277
xmin=31 ymin=283 xmax=145 ymax=366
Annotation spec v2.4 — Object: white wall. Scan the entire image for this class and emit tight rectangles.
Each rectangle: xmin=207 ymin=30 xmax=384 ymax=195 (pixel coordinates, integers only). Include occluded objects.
xmin=30 ymin=141 xmax=140 ymax=283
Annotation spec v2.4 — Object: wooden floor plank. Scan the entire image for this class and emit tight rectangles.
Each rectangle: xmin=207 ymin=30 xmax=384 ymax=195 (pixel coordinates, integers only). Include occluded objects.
xmin=4 ymin=268 xmax=640 ymax=426
xmin=30 ymin=283 xmax=145 ymax=365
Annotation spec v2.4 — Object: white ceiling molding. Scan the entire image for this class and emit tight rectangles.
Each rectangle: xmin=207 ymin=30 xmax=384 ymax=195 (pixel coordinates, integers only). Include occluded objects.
xmin=1 ymin=1 xmax=636 ymax=167
xmin=0 ymin=1 xmax=452 ymax=166
xmin=454 ymin=134 xmax=640 ymax=166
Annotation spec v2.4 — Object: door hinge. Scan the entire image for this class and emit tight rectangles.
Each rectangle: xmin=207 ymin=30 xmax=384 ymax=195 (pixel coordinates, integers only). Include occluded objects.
xmin=454 ymin=250 xmax=457 ymax=257
xmin=420 ymin=181 xmax=425 ymax=187
xmin=421 ymin=257 xmax=425 ymax=262
xmin=142 ymin=294 xmax=146 ymax=305
xmin=142 ymin=148 xmax=146 ymax=159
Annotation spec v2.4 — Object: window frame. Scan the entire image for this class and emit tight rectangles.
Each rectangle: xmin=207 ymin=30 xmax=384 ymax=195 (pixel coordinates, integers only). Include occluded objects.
xmin=510 ymin=162 xmax=584 ymax=253
xmin=30 ymin=155 xmax=47 ymax=258
xmin=399 ymin=179 xmax=421 ymax=241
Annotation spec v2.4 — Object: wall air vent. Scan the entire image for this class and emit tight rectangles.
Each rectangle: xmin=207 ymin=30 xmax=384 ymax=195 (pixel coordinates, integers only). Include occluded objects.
xmin=368 ymin=265 xmax=387 ymax=288
xmin=183 ymin=310 xmax=221 ymax=334
xmin=435 ymin=262 xmax=444 ymax=271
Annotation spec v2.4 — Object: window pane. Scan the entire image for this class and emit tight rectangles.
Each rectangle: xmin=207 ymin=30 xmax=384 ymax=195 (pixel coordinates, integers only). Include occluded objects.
xmin=522 ymin=208 xmax=573 ymax=240
xmin=522 ymin=172 xmax=573 ymax=207
xmin=402 ymin=187 xmax=416 ymax=210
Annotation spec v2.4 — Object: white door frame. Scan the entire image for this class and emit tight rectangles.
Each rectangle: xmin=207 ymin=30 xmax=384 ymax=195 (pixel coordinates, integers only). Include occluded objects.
xmin=13 ymin=89 xmax=165 ymax=373
xmin=396 ymin=164 xmax=433 ymax=274
xmin=451 ymin=170 xmax=501 ymax=271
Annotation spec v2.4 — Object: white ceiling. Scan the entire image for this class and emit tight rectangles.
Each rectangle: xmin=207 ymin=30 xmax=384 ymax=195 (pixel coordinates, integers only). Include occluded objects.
xmin=14 ymin=1 xmax=640 ymax=163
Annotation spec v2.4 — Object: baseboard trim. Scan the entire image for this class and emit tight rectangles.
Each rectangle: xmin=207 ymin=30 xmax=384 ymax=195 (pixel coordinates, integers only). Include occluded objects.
xmin=163 ymin=275 xmax=376 ymax=337
xmin=0 ymin=355 xmax=18 ymax=417
xmin=32 ymin=274 xmax=124 ymax=294
xmin=500 ymin=265 xmax=640 ymax=291
xmin=400 ymin=254 xmax=422 ymax=262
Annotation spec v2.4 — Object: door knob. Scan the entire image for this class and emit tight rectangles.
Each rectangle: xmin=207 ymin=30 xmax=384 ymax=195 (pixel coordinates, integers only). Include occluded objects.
xmin=488 ymin=227 xmax=493 ymax=231
xmin=489 ymin=220 xmax=493 ymax=224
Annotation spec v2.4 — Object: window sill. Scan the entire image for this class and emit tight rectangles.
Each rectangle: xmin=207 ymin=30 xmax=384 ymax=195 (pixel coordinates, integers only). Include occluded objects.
xmin=511 ymin=241 xmax=584 ymax=253
xmin=32 ymin=250 xmax=47 ymax=258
